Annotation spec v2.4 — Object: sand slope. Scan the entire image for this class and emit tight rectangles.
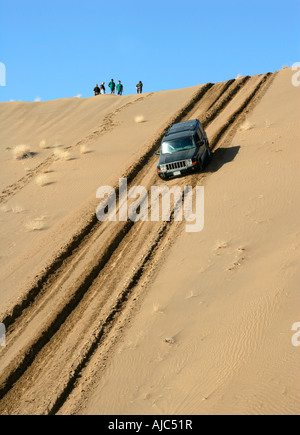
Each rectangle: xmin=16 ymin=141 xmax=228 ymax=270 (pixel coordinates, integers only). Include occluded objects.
xmin=0 ymin=86 xmax=199 ymax=315
xmin=0 ymin=69 xmax=299 ymax=415
xmin=72 ymin=68 xmax=300 ymax=415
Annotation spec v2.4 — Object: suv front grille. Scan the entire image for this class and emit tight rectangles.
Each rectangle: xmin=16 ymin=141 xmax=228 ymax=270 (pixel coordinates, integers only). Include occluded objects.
xmin=166 ymin=160 xmax=187 ymax=171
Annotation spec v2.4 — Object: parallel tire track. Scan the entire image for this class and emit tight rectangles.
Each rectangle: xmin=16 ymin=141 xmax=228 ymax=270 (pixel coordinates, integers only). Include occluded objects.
xmin=0 ymin=83 xmax=215 ymax=404
xmin=0 ymin=73 xmax=276 ymax=414
xmin=0 ymin=84 xmax=213 ymax=331
xmin=209 ymin=73 xmax=272 ymax=149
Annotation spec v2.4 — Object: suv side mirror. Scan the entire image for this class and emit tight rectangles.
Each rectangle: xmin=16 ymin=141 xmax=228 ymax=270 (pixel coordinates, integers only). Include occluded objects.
xmin=155 ymin=150 xmax=160 ymax=156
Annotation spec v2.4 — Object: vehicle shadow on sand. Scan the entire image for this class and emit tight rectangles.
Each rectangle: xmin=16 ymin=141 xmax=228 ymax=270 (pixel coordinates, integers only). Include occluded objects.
xmin=206 ymin=145 xmax=240 ymax=173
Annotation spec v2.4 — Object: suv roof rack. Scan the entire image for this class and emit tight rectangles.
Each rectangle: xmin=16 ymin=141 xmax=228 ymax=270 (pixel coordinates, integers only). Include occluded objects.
xmin=164 ymin=119 xmax=199 ymax=137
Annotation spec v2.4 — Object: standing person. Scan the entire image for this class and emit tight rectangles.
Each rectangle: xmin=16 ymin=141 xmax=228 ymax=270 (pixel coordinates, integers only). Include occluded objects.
xmin=94 ymin=84 xmax=100 ymax=96
xmin=136 ymin=81 xmax=143 ymax=94
xmin=116 ymin=80 xmax=123 ymax=95
xmin=108 ymin=79 xmax=116 ymax=94
xmin=100 ymin=82 xmax=106 ymax=94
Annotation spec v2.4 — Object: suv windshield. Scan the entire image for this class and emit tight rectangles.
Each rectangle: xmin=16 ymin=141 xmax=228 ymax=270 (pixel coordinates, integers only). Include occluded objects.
xmin=161 ymin=137 xmax=195 ymax=154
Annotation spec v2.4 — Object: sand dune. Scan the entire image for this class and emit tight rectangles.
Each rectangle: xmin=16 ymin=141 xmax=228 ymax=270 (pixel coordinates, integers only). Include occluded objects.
xmin=0 ymin=68 xmax=299 ymax=415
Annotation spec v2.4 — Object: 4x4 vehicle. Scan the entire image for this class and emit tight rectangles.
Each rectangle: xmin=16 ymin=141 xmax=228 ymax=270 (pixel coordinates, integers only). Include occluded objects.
xmin=156 ymin=119 xmax=212 ymax=179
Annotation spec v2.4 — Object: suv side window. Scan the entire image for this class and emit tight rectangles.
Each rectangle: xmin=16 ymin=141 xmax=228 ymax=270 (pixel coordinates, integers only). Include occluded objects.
xmin=194 ymin=132 xmax=201 ymax=147
xmin=198 ymin=125 xmax=204 ymax=137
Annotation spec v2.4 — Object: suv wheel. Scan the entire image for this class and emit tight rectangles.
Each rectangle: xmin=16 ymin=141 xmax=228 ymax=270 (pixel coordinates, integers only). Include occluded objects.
xmin=159 ymin=173 xmax=168 ymax=180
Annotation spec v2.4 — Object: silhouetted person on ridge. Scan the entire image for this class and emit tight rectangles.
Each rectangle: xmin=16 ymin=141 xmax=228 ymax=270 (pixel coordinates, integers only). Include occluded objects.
xmin=116 ymin=80 xmax=123 ymax=95
xmin=136 ymin=81 xmax=143 ymax=94
xmin=100 ymin=82 xmax=106 ymax=94
xmin=94 ymin=84 xmax=100 ymax=96
xmin=109 ymin=79 xmax=116 ymax=94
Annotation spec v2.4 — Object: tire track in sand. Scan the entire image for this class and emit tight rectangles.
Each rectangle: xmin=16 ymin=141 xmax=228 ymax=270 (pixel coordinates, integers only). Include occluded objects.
xmin=0 ymin=83 xmax=215 ymax=411
xmin=0 ymin=73 xmax=275 ymax=414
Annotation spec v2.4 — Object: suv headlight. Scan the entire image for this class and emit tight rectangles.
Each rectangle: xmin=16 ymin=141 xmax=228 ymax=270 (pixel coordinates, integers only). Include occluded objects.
xmin=186 ymin=159 xmax=193 ymax=167
xmin=160 ymin=164 xmax=167 ymax=172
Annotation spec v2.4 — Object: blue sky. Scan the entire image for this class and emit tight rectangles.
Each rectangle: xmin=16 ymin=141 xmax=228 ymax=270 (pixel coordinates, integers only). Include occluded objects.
xmin=0 ymin=0 xmax=299 ymax=102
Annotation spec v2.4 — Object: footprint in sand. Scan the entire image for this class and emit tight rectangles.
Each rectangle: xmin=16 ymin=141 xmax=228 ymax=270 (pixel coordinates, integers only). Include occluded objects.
xmin=226 ymin=247 xmax=246 ymax=271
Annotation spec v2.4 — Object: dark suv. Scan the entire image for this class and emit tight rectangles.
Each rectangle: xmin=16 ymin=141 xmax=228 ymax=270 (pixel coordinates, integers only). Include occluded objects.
xmin=156 ymin=119 xmax=212 ymax=179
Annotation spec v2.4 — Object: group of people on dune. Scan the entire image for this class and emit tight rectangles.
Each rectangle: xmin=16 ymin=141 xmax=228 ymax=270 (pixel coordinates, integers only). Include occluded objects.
xmin=94 ymin=80 xmax=143 ymax=96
